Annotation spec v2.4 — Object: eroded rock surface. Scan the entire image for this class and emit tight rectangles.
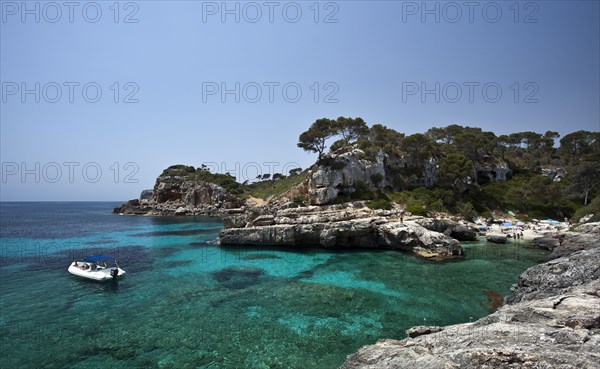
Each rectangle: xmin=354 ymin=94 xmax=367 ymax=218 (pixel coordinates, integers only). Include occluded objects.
xmin=220 ymin=203 xmax=464 ymax=260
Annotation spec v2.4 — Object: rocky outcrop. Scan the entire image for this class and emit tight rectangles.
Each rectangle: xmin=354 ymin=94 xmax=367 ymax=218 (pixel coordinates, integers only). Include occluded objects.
xmin=473 ymin=157 xmax=512 ymax=184
xmin=486 ymin=234 xmax=507 ymax=244
xmin=220 ymin=203 xmax=464 ymax=260
xmin=415 ymin=218 xmax=478 ymax=241
xmin=541 ymin=167 xmax=566 ymax=182
xmin=114 ymin=168 xmax=246 ymax=216
xmin=532 ymin=236 xmax=560 ymax=250
xmin=549 ymin=222 xmax=600 ymax=259
xmin=505 ymin=247 xmax=600 ymax=304
xmin=307 ymin=149 xmax=386 ymax=205
xmin=340 ymin=228 xmax=600 ymax=369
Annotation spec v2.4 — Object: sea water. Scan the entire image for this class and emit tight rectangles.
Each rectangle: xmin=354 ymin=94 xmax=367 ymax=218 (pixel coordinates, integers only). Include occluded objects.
xmin=0 ymin=202 xmax=549 ymax=369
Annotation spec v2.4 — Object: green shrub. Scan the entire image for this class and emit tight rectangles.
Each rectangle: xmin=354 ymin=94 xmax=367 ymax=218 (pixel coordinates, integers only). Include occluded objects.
xmin=407 ymin=205 xmax=428 ymax=217
xmin=370 ymin=173 xmax=384 ymax=186
xmin=291 ymin=194 xmax=308 ymax=207
xmin=352 ymin=180 xmax=375 ymax=200
xmin=367 ymin=198 xmax=392 ymax=210
xmin=457 ymin=201 xmax=478 ymax=221
xmin=572 ymin=196 xmax=600 ymax=223
xmin=428 ymin=199 xmax=446 ymax=213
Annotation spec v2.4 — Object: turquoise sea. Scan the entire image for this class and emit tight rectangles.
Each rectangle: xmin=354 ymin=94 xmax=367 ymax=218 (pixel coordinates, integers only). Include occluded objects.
xmin=0 ymin=202 xmax=549 ymax=369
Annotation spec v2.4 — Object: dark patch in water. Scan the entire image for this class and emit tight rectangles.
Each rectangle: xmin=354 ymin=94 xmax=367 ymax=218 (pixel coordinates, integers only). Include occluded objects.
xmin=162 ymin=260 xmax=194 ymax=269
xmin=85 ymin=239 xmax=117 ymax=245
xmin=485 ymin=290 xmax=504 ymax=312
xmin=189 ymin=242 xmax=209 ymax=247
xmin=240 ymin=254 xmax=282 ymax=261
xmin=131 ymin=229 xmax=218 ymax=237
xmin=212 ymin=267 xmax=265 ymax=289
xmin=293 ymin=269 xmax=315 ymax=280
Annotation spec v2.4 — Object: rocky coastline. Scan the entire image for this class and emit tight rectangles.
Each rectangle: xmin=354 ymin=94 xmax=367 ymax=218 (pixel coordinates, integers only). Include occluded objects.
xmin=340 ymin=222 xmax=600 ymax=369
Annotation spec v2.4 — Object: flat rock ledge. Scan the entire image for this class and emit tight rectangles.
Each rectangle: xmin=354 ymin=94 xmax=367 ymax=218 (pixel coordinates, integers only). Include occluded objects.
xmin=219 ymin=203 xmax=464 ymax=260
xmin=340 ymin=231 xmax=600 ymax=369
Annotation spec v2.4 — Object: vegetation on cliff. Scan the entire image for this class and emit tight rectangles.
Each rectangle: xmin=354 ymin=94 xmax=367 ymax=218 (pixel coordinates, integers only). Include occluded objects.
xmin=296 ymin=118 xmax=599 ymax=221
xmin=157 ymin=119 xmax=598 ymax=222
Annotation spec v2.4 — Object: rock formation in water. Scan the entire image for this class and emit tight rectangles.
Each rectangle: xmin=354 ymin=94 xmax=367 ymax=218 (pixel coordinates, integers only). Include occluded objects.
xmin=219 ymin=202 xmax=464 ymax=260
xmin=113 ymin=165 xmax=246 ymax=216
xmin=340 ymin=223 xmax=600 ymax=369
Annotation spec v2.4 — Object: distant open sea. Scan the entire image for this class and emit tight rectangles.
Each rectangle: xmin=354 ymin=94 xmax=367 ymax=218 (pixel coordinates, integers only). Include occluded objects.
xmin=0 ymin=202 xmax=549 ymax=369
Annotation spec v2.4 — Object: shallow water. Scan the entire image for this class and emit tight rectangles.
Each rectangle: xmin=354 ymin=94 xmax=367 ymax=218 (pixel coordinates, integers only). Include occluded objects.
xmin=0 ymin=202 xmax=549 ymax=369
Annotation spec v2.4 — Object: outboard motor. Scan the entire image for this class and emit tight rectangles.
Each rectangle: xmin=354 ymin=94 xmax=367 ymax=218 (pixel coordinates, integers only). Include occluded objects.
xmin=110 ymin=268 xmax=119 ymax=279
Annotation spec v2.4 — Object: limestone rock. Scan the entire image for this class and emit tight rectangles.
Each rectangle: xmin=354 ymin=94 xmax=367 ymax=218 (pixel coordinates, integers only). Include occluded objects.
xmin=113 ymin=172 xmax=246 ymax=216
xmin=220 ymin=203 xmax=463 ymax=259
xmin=506 ymin=247 xmax=600 ymax=304
xmin=486 ymin=234 xmax=507 ymax=244
xmin=550 ymin=224 xmax=600 ymax=259
xmin=532 ymin=236 xmax=560 ymax=250
xmin=405 ymin=325 xmax=444 ymax=338
xmin=416 ymin=218 xmax=478 ymax=241
xmin=139 ymin=189 xmax=153 ymax=204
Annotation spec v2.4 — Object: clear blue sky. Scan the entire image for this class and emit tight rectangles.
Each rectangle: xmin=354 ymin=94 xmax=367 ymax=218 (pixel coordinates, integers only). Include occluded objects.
xmin=1 ymin=0 xmax=599 ymax=201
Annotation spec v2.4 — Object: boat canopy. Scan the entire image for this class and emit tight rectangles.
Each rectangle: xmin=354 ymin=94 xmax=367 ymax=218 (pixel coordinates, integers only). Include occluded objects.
xmin=83 ymin=255 xmax=113 ymax=263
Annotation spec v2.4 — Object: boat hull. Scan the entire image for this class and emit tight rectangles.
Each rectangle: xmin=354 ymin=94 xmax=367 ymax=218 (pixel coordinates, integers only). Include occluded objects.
xmin=68 ymin=265 xmax=126 ymax=281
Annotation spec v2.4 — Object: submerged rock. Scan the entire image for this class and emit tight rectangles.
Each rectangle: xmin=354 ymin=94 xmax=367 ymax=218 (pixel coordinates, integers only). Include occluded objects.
xmin=211 ymin=267 xmax=265 ymax=289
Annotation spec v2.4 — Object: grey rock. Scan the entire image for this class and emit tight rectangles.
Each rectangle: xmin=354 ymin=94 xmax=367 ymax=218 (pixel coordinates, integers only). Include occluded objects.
xmin=532 ymin=236 xmax=560 ymax=250
xmin=506 ymin=247 xmax=600 ymax=304
xmin=114 ymin=173 xmax=246 ymax=217
xmin=405 ymin=325 xmax=444 ymax=338
xmin=220 ymin=203 xmax=463 ymax=260
xmin=541 ymin=167 xmax=567 ymax=182
xmin=307 ymin=149 xmax=386 ymax=205
xmin=473 ymin=159 xmax=512 ymax=185
xmin=574 ymin=222 xmax=600 ymax=234
xmin=416 ymin=219 xmax=478 ymax=241
xmin=486 ymin=234 xmax=507 ymax=244
xmin=139 ymin=189 xmax=153 ymax=204
xmin=550 ymin=225 xmax=600 ymax=259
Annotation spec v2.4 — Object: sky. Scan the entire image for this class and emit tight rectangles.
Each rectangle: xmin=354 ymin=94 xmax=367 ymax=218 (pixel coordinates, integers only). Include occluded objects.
xmin=1 ymin=0 xmax=599 ymax=201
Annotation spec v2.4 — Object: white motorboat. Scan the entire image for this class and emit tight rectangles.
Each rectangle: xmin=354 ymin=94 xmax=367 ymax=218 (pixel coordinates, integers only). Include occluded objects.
xmin=68 ymin=255 xmax=126 ymax=281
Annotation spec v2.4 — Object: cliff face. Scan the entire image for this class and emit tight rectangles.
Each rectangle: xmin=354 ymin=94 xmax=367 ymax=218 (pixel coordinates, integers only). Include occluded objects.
xmin=340 ymin=223 xmax=600 ymax=369
xmin=307 ymin=149 xmax=387 ymax=205
xmin=303 ymin=148 xmax=512 ymax=206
